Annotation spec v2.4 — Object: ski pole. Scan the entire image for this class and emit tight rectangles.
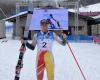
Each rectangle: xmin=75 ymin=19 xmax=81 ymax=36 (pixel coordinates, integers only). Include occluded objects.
xmin=66 ymin=41 xmax=87 ymax=80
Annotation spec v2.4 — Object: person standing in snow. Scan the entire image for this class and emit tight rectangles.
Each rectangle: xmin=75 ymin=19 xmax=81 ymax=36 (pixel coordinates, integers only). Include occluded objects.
xmin=21 ymin=19 xmax=67 ymax=80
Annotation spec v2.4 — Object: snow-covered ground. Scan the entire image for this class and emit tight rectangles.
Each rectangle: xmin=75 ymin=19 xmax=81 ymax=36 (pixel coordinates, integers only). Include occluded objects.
xmin=0 ymin=39 xmax=100 ymax=80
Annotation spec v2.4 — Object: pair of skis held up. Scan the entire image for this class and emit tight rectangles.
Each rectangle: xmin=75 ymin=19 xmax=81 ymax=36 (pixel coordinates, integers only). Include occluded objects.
xmin=14 ymin=43 xmax=26 ymax=80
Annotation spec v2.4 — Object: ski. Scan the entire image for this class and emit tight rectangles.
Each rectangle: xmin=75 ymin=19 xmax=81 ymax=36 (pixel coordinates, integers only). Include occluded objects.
xmin=14 ymin=43 xmax=26 ymax=80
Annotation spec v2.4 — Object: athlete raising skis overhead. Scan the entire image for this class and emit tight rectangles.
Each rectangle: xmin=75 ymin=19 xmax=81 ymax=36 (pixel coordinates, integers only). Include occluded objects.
xmin=21 ymin=19 xmax=67 ymax=80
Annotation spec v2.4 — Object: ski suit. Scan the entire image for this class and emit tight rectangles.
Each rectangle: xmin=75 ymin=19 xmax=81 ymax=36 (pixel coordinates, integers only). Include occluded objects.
xmin=26 ymin=31 xmax=66 ymax=80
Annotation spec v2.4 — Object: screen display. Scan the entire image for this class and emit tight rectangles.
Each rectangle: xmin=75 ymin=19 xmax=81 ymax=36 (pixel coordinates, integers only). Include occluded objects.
xmin=29 ymin=8 xmax=68 ymax=30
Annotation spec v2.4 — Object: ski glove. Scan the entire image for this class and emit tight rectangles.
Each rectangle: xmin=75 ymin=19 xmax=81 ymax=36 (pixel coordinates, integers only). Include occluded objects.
xmin=26 ymin=42 xmax=35 ymax=50
xmin=58 ymin=33 xmax=67 ymax=46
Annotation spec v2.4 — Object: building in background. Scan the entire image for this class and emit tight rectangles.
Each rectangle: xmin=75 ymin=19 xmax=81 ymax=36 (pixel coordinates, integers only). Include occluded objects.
xmin=0 ymin=20 xmax=6 ymax=39
xmin=5 ymin=10 xmax=95 ymax=39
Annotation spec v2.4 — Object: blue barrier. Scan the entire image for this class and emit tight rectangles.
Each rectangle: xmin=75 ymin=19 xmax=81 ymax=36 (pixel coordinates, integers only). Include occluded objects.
xmin=67 ymin=35 xmax=93 ymax=42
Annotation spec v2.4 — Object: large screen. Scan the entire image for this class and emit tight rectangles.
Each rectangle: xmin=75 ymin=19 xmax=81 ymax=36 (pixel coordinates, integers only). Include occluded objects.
xmin=29 ymin=8 xmax=68 ymax=30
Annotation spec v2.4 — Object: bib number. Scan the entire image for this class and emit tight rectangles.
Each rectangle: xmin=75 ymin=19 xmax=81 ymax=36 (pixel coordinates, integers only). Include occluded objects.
xmin=42 ymin=42 xmax=47 ymax=48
